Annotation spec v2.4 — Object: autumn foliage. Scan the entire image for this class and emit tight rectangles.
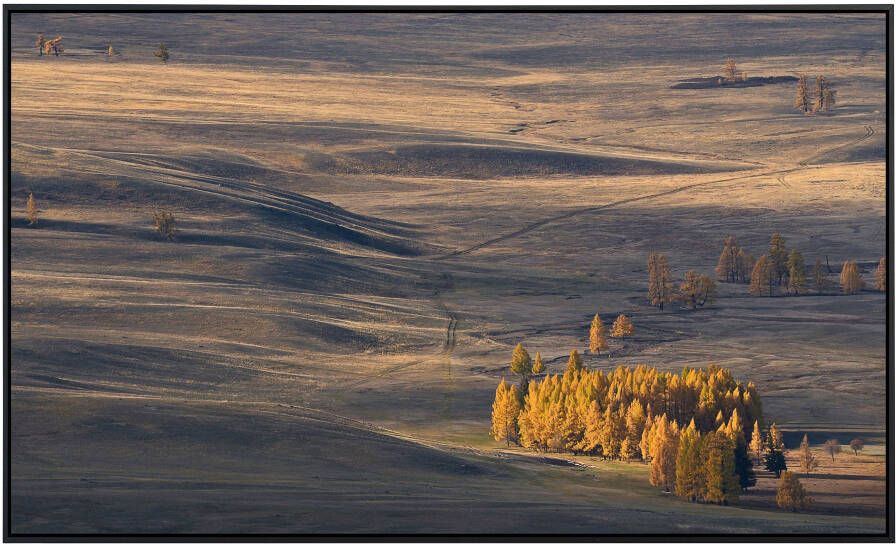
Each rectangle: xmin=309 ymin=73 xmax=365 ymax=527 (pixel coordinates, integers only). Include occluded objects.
xmin=610 ymin=314 xmax=634 ymax=338
xmin=839 ymin=260 xmax=864 ymax=294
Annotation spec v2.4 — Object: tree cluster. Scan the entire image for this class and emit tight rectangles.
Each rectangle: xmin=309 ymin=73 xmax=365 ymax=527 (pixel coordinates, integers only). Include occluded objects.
xmin=648 ymin=253 xmax=717 ymax=310
xmin=35 ymin=35 xmax=63 ymax=56
xmin=491 ymin=360 xmax=765 ymax=505
xmin=795 ymin=75 xmax=836 ymax=114
xmin=715 ymin=233 xmax=874 ymax=297
xmin=715 ymin=236 xmax=754 ymax=283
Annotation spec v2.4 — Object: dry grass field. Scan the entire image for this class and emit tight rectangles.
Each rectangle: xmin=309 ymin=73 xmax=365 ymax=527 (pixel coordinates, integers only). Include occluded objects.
xmin=8 ymin=12 xmax=888 ymax=534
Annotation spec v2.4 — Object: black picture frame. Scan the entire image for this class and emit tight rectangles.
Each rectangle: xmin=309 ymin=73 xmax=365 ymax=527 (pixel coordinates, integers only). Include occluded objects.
xmin=3 ymin=5 xmax=893 ymax=542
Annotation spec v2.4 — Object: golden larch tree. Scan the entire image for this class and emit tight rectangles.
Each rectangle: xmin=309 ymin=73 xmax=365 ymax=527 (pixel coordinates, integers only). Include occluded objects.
xmin=787 ymin=249 xmax=806 ymax=295
xmin=749 ymin=420 xmax=764 ymax=465
xmin=769 ymin=233 xmax=789 ymax=285
xmin=589 ymin=314 xmax=607 ymax=355
xmin=510 ymin=343 xmax=532 ymax=378
xmin=491 ymin=380 xmax=522 ymax=446
xmin=839 ymin=260 xmax=864 ymax=294
xmin=565 ymin=349 xmax=584 ymax=374
xmin=26 ymin=193 xmax=38 ymax=226
xmin=798 ymin=434 xmax=820 ymax=474
xmin=823 ymin=439 xmax=841 ymax=462
xmin=610 ymin=314 xmax=634 ymax=338
xmin=723 ymin=58 xmax=738 ymax=82
xmin=679 ymin=271 xmax=717 ymax=309
xmin=703 ymin=431 xmax=740 ymax=505
xmin=715 ymin=236 xmax=741 ymax=282
xmin=736 ymin=249 xmax=754 ymax=284
xmin=531 ymin=351 xmax=544 ymax=374
xmin=675 ymin=421 xmax=703 ymax=501
xmin=621 ymin=399 xmax=646 ymax=461
xmin=812 ymin=75 xmax=826 ymax=113
xmin=813 ymin=258 xmax=830 ymax=292
xmin=649 ymin=416 xmax=679 ymax=492
xmin=875 ymin=257 xmax=886 ymax=292
xmin=794 ymin=75 xmax=810 ymax=113
xmin=749 ymin=255 xmax=773 ymax=297
xmin=776 ymin=471 xmax=811 ymax=511
xmin=647 ymin=253 xmax=673 ymax=310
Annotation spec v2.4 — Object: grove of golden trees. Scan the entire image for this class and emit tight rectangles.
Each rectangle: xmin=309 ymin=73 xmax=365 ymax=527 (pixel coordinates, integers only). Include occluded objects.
xmin=491 ymin=356 xmax=767 ymax=505
xmin=589 ymin=314 xmax=608 ymax=355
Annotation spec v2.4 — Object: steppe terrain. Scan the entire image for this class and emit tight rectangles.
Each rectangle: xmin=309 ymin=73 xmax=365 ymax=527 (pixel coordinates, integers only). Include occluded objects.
xmin=9 ymin=12 xmax=888 ymax=534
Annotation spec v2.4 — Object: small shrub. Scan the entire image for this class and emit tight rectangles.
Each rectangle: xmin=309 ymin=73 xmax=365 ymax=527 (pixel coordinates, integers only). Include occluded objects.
xmin=154 ymin=43 xmax=170 ymax=63
xmin=152 ymin=210 xmax=177 ymax=240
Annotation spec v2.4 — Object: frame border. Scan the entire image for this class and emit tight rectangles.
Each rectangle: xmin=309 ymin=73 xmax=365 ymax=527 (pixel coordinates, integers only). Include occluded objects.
xmin=3 ymin=4 xmax=893 ymax=542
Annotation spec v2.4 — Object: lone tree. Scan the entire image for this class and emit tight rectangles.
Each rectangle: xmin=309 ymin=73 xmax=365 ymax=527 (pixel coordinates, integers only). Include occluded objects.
xmin=787 ymin=249 xmax=806 ymax=295
xmin=849 ymin=438 xmax=865 ymax=456
xmin=510 ymin=343 xmax=532 ymax=380
xmin=840 ymin=260 xmax=864 ymax=294
xmin=875 ymin=257 xmax=886 ymax=292
xmin=647 ymin=253 xmax=674 ymax=310
xmin=749 ymin=255 xmax=774 ymax=297
xmin=610 ymin=314 xmax=634 ymax=338
xmin=152 ymin=210 xmax=177 ymax=240
xmin=798 ymin=434 xmax=820 ymax=474
xmin=776 ymin=471 xmax=811 ymax=512
xmin=26 ymin=192 xmax=38 ymax=226
xmin=490 ymin=379 xmax=522 ymax=446
xmin=531 ymin=351 xmax=544 ymax=374
xmin=795 ymin=75 xmax=810 ymax=113
xmin=823 ymin=439 xmax=841 ymax=462
xmin=154 ymin=43 xmax=170 ymax=63
xmin=679 ymin=271 xmax=716 ymax=309
xmin=723 ymin=57 xmax=738 ymax=82
xmin=589 ymin=313 xmax=608 ymax=355
xmin=813 ymin=258 xmax=830 ymax=292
